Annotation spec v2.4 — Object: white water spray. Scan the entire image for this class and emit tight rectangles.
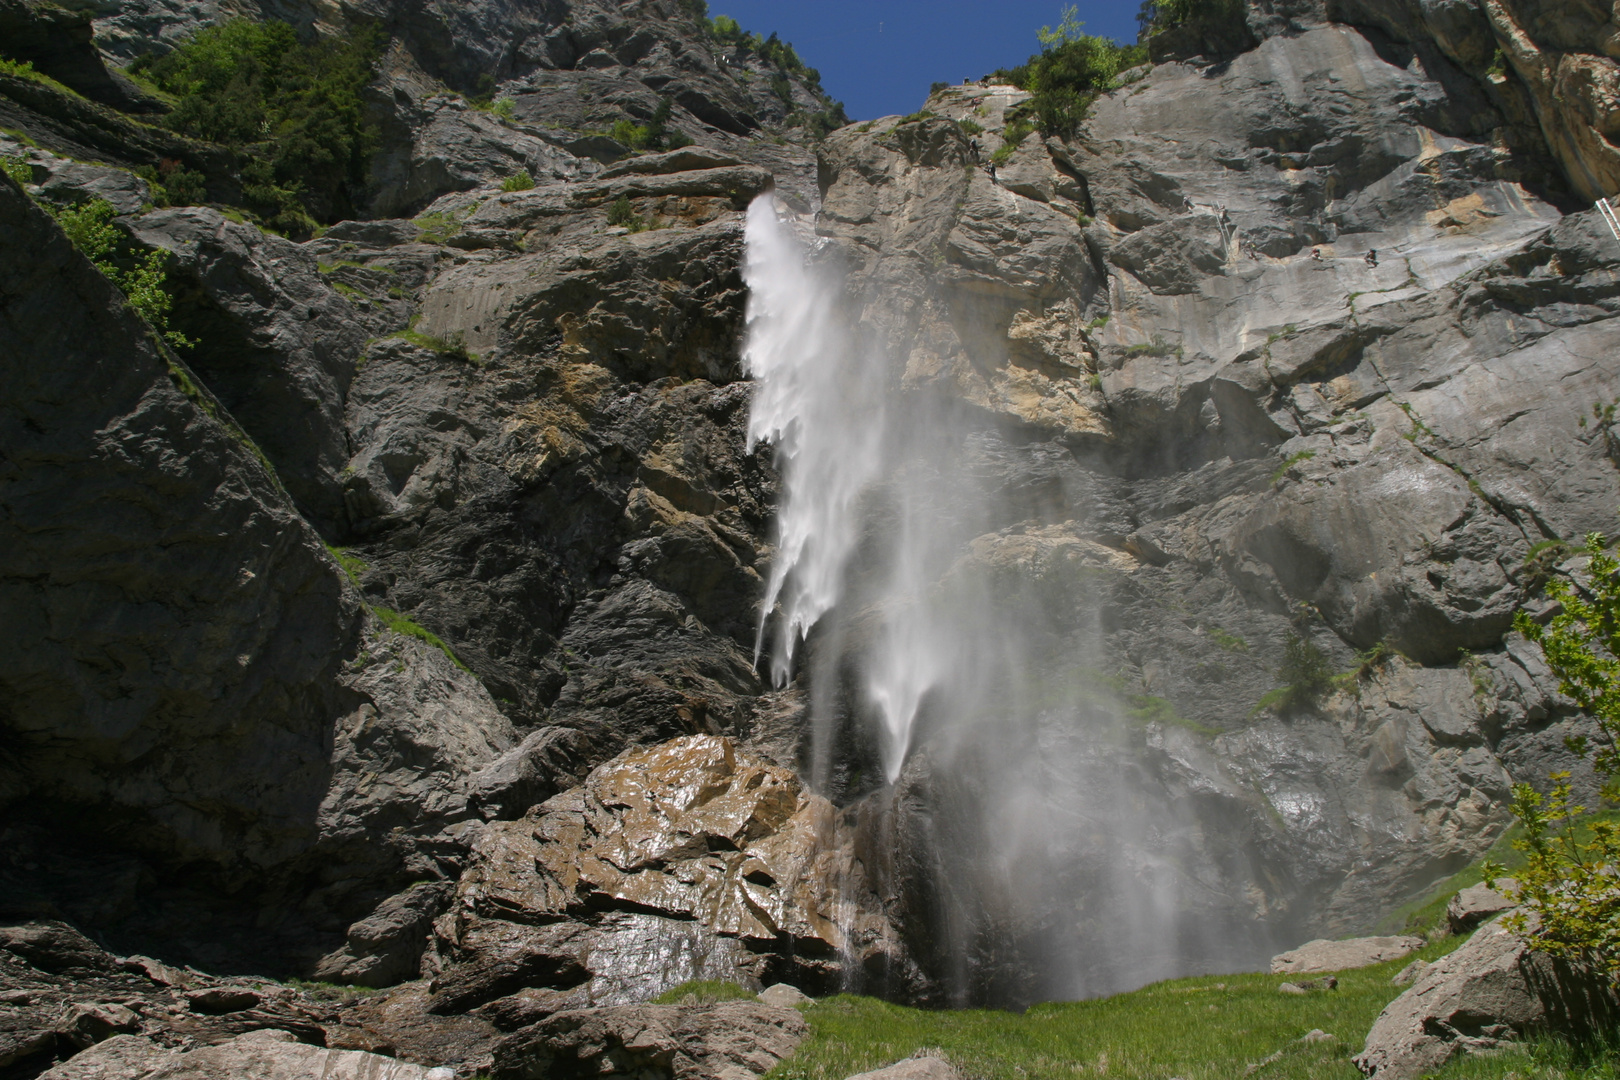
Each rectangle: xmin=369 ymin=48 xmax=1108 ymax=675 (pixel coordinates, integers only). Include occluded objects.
xmin=742 ymin=192 xmax=1269 ymax=998
xmin=743 ymin=198 xmax=887 ymax=691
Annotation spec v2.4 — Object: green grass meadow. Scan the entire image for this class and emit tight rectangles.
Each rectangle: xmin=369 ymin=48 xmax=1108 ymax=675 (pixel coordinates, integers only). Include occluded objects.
xmin=764 ymin=936 xmax=1615 ymax=1079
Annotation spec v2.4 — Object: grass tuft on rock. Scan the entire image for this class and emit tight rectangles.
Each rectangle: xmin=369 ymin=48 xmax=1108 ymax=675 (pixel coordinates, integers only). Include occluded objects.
xmin=372 ymin=606 xmax=469 ymax=671
xmin=652 ymin=980 xmax=758 ymax=1005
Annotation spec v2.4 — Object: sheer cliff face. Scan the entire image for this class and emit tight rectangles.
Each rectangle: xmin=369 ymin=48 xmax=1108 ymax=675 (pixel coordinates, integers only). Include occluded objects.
xmin=0 ymin=0 xmax=1618 ymax=1011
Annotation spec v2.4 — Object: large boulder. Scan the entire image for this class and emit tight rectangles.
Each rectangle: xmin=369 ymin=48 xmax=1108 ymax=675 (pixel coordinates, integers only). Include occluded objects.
xmin=425 ymin=736 xmax=914 ymax=1017
xmin=1271 ymin=936 xmax=1425 ymax=974
xmin=1446 ymin=880 xmax=1517 ymax=934
xmin=38 ymin=1029 xmax=449 ymax=1079
xmin=1354 ymin=914 xmax=1620 ymax=1078
xmin=488 ymin=1001 xmax=805 ymax=1080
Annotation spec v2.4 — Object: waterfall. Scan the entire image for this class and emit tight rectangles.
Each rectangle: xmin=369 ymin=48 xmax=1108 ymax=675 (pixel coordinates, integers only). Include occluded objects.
xmin=742 ymin=194 xmax=1266 ymax=1002
xmin=743 ymin=196 xmax=887 ymax=694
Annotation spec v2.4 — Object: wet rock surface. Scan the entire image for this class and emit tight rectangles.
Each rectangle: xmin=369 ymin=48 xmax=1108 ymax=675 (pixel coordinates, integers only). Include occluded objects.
xmin=426 ymin=735 xmax=910 ymax=1017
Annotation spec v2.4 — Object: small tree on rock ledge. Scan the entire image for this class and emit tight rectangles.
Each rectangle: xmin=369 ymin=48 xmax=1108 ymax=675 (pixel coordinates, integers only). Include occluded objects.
xmin=1487 ymin=526 xmax=1620 ymax=975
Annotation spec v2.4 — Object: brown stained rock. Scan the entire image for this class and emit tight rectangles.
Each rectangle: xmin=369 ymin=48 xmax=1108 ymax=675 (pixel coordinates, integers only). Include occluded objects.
xmin=1271 ymin=937 xmax=1424 ymax=975
xmin=1354 ymin=915 xmax=1620 ymax=1078
xmin=489 ymin=1000 xmax=806 ymax=1080
xmin=427 ymin=736 xmax=908 ymax=1015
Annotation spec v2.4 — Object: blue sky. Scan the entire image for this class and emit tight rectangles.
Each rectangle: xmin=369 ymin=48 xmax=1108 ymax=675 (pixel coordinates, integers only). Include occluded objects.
xmin=711 ymin=1 xmax=1144 ymax=120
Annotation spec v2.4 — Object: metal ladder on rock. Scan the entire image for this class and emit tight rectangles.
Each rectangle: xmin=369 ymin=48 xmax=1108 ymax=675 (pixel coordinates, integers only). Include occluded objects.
xmin=1598 ymin=196 xmax=1620 ymax=243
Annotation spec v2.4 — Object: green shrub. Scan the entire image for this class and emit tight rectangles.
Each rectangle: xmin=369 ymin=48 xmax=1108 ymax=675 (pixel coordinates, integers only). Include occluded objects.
xmin=1 ymin=154 xmax=31 ymax=186
xmin=1252 ymin=633 xmax=1333 ymax=716
xmin=607 ymin=194 xmax=644 ymax=231
xmin=990 ymin=5 xmax=1146 ymax=138
xmin=50 ymin=198 xmax=192 ymax=348
xmin=1138 ymin=0 xmax=1245 ymax=37
xmin=957 ymin=118 xmax=983 ymax=136
xmin=132 ymin=19 xmax=382 ymax=234
xmin=1488 ymin=526 xmax=1620 ymax=976
xmin=500 ymin=169 xmax=534 ymax=192
xmin=491 ymin=96 xmax=515 ymax=120
xmin=1269 ymin=449 xmax=1316 ymax=484
xmin=135 ymin=158 xmax=208 ymax=207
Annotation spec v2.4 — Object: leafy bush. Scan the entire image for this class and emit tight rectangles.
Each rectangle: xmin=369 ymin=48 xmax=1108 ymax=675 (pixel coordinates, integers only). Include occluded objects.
xmin=500 ymin=169 xmax=534 ymax=192
xmin=1 ymin=154 xmax=31 ymax=186
xmin=991 ymin=5 xmax=1146 ymax=138
xmin=1138 ymin=0 xmax=1244 ymax=37
xmin=1252 ymin=633 xmax=1332 ymax=715
xmin=50 ymin=198 xmax=192 ymax=348
xmin=135 ymin=158 xmax=207 ymax=207
xmin=491 ymin=96 xmax=515 ymax=120
xmin=1488 ymin=527 xmax=1620 ymax=975
xmin=131 ymin=19 xmax=382 ymax=234
xmin=607 ymin=194 xmax=643 ymax=231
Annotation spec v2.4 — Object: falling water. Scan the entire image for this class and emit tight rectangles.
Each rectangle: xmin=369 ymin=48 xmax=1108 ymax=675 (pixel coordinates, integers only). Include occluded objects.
xmin=742 ymin=194 xmax=1274 ymax=1003
xmin=743 ymin=197 xmax=887 ymax=691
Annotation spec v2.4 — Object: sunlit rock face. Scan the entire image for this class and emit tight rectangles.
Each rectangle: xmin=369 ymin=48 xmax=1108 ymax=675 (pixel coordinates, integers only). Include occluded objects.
xmin=424 ymin=736 xmax=914 ymax=1018
xmin=4 ymin=0 xmax=1620 ymax=1031
xmin=751 ymin=9 xmax=1620 ymax=1007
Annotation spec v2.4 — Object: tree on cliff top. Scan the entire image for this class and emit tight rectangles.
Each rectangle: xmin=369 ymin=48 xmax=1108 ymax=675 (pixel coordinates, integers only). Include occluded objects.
xmin=1488 ymin=527 xmax=1620 ymax=974
xmin=991 ymin=5 xmax=1146 ymax=139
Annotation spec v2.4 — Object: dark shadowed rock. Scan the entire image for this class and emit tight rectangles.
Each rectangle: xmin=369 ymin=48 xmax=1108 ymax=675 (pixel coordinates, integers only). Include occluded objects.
xmin=315 ymin=882 xmax=456 ymax=989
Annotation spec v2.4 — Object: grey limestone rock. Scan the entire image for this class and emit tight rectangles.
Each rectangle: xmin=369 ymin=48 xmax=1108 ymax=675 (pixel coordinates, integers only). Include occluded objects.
xmin=124 ymin=207 xmax=372 ymax=533
xmin=1271 ymin=937 xmax=1425 ymax=974
xmin=488 ymin=1000 xmax=807 ymax=1080
xmin=1355 ymin=915 xmax=1620 ymax=1078
xmin=1446 ymin=880 xmax=1518 ymax=934
xmin=52 ymin=1028 xmax=445 ymax=1079
xmin=844 ymin=1058 xmax=962 ymax=1080
xmin=757 ymin=984 xmax=812 ymax=1009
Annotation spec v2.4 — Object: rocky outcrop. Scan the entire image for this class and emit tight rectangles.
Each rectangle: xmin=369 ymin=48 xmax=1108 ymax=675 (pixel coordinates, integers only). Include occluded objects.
xmin=38 ymin=1030 xmax=451 ymax=1080
xmin=488 ymin=1000 xmax=805 ymax=1080
xmin=0 ymin=174 xmax=361 ymax=872
xmin=1271 ymin=937 xmax=1425 ymax=975
xmin=424 ymin=736 xmax=910 ymax=1019
xmin=807 ymin=15 xmax=1618 ymax=1004
xmin=1354 ymin=914 xmax=1620 ymax=1078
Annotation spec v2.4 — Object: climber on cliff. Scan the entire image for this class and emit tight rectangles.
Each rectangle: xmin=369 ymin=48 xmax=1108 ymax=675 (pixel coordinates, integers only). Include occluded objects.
xmin=988 ymin=161 xmax=998 ymax=183
xmin=1365 ymin=248 xmax=1378 ymax=267
xmin=1311 ymin=247 xmax=1322 ymax=261
xmin=1183 ymin=195 xmax=1195 ymax=214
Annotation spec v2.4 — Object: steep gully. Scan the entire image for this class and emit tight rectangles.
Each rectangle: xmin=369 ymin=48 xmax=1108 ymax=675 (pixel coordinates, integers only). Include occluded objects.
xmin=3 ymin=0 xmax=1620 ymax=1071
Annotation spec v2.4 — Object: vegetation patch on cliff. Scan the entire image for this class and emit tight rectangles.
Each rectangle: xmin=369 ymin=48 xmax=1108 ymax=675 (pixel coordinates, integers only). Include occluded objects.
xmin=130 ymin=19 xmax=382 ymax=234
